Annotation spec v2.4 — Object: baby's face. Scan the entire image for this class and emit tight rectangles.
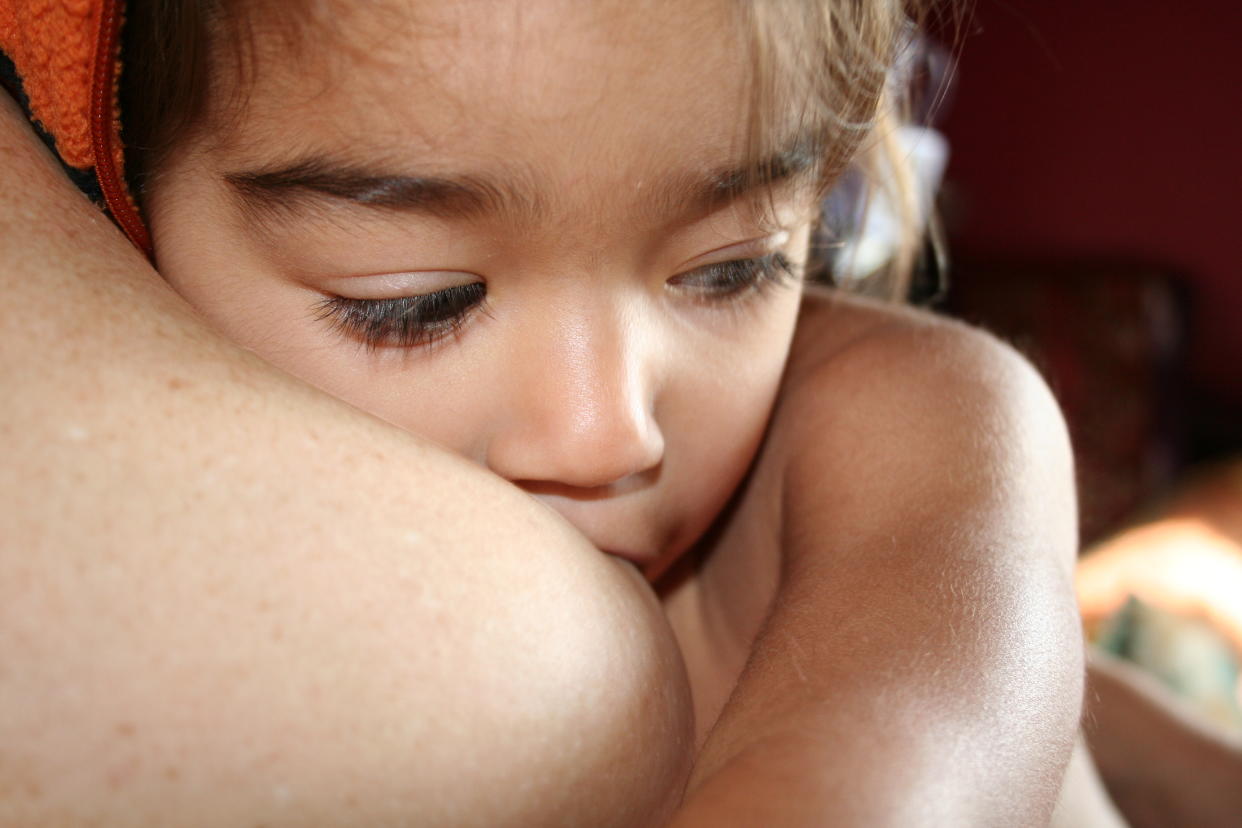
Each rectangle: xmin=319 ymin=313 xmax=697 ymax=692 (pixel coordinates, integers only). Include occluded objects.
xmin=146 ymin=0 xmax=818 ymax=577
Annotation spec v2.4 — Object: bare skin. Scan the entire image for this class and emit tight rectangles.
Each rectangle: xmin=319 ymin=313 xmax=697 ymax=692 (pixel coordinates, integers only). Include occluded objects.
xmin=1084 ymin=650 xmax=1242 ymax=828
xmin=0 ymin=91 xmax=693 ymax=828
xmin=2 ymin=0 xmax=1102 ymax=820
xmin=657 ymin=291 xmax=1091 ymax=825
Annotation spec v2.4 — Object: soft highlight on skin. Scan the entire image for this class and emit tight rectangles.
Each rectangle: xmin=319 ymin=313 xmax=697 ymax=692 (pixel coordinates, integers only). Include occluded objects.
xmin=142 ymin=0 xmax=826 ymax=581
xmin=121 ymin=0 xmax=924 ymax=290
xmin=1 ymin=0 xmax=1119 ymax=824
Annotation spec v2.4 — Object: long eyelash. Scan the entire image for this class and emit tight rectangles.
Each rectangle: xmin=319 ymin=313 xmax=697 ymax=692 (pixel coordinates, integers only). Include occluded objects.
xmin=315 ymin=282 xmax=487 ymax=349
xmin=692 ymin=252 xmax=800 ymax=300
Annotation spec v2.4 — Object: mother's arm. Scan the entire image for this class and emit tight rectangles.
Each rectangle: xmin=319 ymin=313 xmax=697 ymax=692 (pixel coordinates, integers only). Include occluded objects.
xmin=672 ymin=296 xmax=1084 ymax=826
xmin=0 ymin=93 xmax=692 ymax=827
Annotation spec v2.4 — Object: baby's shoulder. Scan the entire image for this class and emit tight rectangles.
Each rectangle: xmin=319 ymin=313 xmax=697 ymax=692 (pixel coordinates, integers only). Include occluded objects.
xmin=776 ymin=287 xmax=1069 ymax=470
xmin=785 ymin=287 xmax=1048 ymax=408
xmin=789 ymin=287 xmax=1019 ymax=377
xmin=767 ymin=287 xmax=1078 ymax=573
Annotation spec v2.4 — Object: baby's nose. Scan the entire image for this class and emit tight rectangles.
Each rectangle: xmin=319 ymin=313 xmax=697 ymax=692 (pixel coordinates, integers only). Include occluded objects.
xmin=484 ymin=310 xmax=664 ymax=492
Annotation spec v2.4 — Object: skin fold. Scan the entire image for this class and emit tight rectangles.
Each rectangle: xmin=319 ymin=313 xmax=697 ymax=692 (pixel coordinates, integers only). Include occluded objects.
xmin=0 ymin=91 xmax=693 ymax=827
xmin=1 ymin=0 xmax=1103 ymax=823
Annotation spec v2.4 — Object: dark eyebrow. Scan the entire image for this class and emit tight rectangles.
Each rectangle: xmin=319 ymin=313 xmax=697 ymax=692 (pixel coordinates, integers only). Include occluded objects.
xmin=224 ymin=161 xmax=535 ymax=224
xmin=672 ymin=134 xmax=823 ymax=216
xmin=222 ymin=132 xmax=823 ymax=228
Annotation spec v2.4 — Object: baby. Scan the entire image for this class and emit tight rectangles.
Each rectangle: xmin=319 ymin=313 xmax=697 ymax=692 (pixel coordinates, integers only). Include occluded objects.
xmin=0 ymin=0 xmax=1112 ymax=824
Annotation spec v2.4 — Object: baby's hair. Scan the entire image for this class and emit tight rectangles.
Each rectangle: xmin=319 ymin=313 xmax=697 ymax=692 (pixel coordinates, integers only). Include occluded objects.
xmin=741 ymin=1 xmax=940 ymax=298
xmin=119 ymin=0 xmax=940 ymax=299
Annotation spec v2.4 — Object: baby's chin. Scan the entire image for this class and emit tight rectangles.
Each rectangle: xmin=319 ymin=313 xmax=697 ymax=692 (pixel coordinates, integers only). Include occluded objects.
xmin=590 ymin=543 xmax=676 ymax=582
xmin=620 ymin=494 xmax=749 ymax=585
xmin=613 ymin=532 xmax=704 ymax=586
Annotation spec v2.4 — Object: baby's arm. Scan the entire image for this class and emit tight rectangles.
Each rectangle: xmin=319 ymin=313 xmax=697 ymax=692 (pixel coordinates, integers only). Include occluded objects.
xmin=672 ymin=295 xmax=1083 ymax=825
xmin=0 ymin=92 xmax=693 ymax=827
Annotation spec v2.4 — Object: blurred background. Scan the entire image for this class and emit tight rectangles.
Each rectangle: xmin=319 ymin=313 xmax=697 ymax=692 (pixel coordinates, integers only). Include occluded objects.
xmin=937 ymin=0 xmax=1241 ymax=541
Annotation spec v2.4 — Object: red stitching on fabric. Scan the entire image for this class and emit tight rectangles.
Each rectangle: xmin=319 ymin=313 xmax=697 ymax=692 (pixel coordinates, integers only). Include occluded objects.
xmin=90 ymin=0 xmax=153 ymax=259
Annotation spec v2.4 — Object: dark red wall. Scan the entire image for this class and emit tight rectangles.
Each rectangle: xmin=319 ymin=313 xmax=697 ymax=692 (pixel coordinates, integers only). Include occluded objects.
xmin=941 ymin=0 xmax=1242 ymax=408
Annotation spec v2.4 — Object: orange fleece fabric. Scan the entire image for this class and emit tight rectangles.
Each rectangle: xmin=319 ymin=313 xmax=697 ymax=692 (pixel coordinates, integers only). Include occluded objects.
xmin=0 ymin=0 xmax=101 ymax=170
xmin=0 ymin=0 xmax=150 ymax=256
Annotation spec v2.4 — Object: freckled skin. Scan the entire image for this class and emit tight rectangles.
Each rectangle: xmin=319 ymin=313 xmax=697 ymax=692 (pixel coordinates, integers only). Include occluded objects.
xmin=146 ymin=0 xmax=1103 ymax=819
xmin=147 ymin=0 xmax=811 ymax=579
xmin=2 ymin=83 xmax=696 ymax=824
xmin=0 ymin=0 xmax=1109 ymax=823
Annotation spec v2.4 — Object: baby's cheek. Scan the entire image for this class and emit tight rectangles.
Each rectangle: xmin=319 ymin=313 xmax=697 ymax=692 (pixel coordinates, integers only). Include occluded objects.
xmin=656 ymin=368 xmax=787 ymax=567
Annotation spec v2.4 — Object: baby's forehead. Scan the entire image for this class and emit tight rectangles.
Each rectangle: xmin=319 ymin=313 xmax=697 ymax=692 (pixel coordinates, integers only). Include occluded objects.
xmin=211 ymin=128 xmax=821 ymax=249
xmin=217 ymin=0 xmax=751 ymax=134
xmin=195 ymin=0 xmax=819 ymax=217
xmin=225 ymin=0 xmax=745 ymax=97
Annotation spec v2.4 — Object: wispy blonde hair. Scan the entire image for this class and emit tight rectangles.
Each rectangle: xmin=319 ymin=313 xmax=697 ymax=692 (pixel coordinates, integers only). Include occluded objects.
xmin=741 ymin=0 xmax=946 ymax=300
